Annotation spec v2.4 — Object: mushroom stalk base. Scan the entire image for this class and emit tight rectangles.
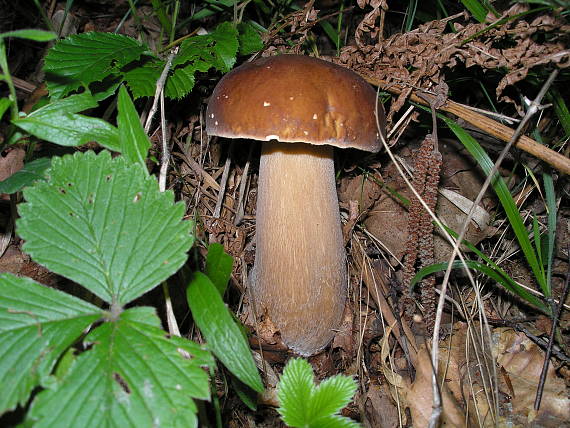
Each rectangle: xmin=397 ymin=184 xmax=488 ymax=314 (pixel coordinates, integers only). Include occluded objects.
xmin=252 ymin=141 xmax=346 ymax=356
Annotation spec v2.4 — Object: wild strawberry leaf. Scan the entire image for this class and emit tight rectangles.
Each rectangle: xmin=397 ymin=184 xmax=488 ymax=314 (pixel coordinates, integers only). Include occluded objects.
xmin=0 ymin=274 xmax=101 ymax=414
xmin=27 ymin=307 xmax=213 ymax=428
xmin=17 ymin=151 xmax=193 ymax=305
xmin=44 ymin=32 xmax=148 ymax=99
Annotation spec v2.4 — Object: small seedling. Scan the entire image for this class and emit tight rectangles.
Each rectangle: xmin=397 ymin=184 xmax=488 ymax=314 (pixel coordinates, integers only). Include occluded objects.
xmin=277 ymin=358 xmax=360 ymax=428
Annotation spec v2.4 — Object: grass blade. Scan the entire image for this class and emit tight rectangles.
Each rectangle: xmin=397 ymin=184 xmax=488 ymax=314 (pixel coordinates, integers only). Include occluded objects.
xmin=444 ymin=118 xmax=548 ymax=295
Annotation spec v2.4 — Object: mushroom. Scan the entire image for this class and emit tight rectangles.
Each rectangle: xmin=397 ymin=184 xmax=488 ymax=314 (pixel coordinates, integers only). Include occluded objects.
xmin=206 ymin=54 xmax=385 ymax=356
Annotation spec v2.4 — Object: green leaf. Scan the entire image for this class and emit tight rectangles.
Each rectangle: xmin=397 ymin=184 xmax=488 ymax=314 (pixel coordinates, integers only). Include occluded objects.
xmin=187 ymin=272 xmax=263 ymax=392
xmin=165 ymin=65 xmax=197 ymax=99
xmin=189 ymin=0 xmax=235 ymax=20
xmin=543 ymin=171 xmax=556 ymax=297
xmin=231 ymin=376 xmax=258 ymax=411
xmin=174 ymin=22 xmax=238 ymax=73
xmin=117 ymin=85 xmax=151 ymax=167
xmin=123 ymin=58 xmax=163 ymax=99
xmin=237 ymin=22 xmax=263 ymax=55
xmin=44 ymin=32 xmax=148 ymax=99
xmin=439 ymin=224 xmax=548 ymax=312
xmin=14 ymin=111 xmax=120 ymax=150
xmin=206 ymin=243 xmax=233 ymax=295
xmin=208 ymin=22 xmax=239 ymax=72
xmin=548 ymin=88 xmax=570 ymax=137
xmin=0 ymin=97 xmax=12 ymax=120
xmin=27 ymin=307 xmax=213 ymax=428
xmin=126 ymin=22 xmax=242 ymax=100
xmin=445 ymin=118 xmax=547 ymax=295
xmin=410 ymin=259 xmax=547 ymax=311
xmin=24 ymin=92 xmax=98 ymax=115
xmin=0 ymin=157 xmax=51 ymax=194
xmin=0 ymin=29 xmax=57 ymax=42
xmin=310 ymin=415 xmax=361 ymax=428
xmin=0 ymin=273 xmax=101 ymax=413
xmin=17 ymin=151 xmax=194 ymax=305
xmin=12 ymin=93 xmax=120 ymax=150
xmin=163 ymin=23 xmax=239 ymax=99
xmin=461 ymin=0 xmax=489 ymax=22
xmin=533 ymin=214 xmax=543 ymax=271
xmin=151 ymin=0 xmax=173 ymax=36
xmin=277 ymin=358 xmax=360 ymax=428
xmin=309 ymin=375 xmax=357 ymax=421
xmin=278 ymin=358 xmax=314 ymax=426
xmin=319 ymin=20 xmax=341 ymax=51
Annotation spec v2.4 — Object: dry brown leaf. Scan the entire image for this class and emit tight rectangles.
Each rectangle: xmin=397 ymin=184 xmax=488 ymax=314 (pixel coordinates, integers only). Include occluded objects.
xmin=0 ymin=148 xmax=25 ymax=182
xmin=338 ymin=173 xmax=383 ymax=214
xmin=361 ymin=382 xmax=400 ymax=428
xmin=494 ymin=328 xmax=570 ymax=427
xmin=0 ymin=244 xmax=27 ymax=275
xmin=359 ymin=144 xmax=492 ymax=264
xmin=377 ymin=324 xmax=468 ymax=426
xmin=439 ymin=322 xmax=498 ymax=427
xmin=402 ymin=343 xmax=469 ymax=427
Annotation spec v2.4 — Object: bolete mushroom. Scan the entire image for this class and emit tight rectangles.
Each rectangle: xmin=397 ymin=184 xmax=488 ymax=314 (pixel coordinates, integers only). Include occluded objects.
xmin=206 ymin=54 xmax=385 ymax=355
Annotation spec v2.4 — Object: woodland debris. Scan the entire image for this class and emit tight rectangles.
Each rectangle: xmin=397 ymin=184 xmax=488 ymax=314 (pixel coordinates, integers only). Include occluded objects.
xmin=334 ymin=3 xmax=569 ymax=120
xmin=402 ymin=135 xmax=442 ymax=331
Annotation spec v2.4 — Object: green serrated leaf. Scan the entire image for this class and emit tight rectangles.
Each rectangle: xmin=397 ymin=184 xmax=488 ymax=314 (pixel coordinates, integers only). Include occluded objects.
xmin=17 ymin=151 xmax=194 ymax=305
xmin=209 ymin=22 xmax=239 ymax=72
xmin=309 ymin=375 xmax=357 ymax=421
xmin=206 ymin=243 xmax=233 ymax=295
xmin=277 ymin=358 xmax=361 ymax=428
xmin=27 ymin=307 xmax=212 ymax=428
xmin=278 ymin=358 xmax=314 ymax=426
xmin=117 ymin=85 xmax=150 ymax=167
xmin=123 ymin=57 xmax=164 ymax=99
xmin=0 ymin=157 xmax=51 ymax=194
xmin=173 ymin=22 xmax=238 ymax=75
xmin=0 ymin=29 xmax=57 ymax=42
xmin=311 ymin=415 xmax=362 ymax=428
xmin=45 ymin=32 xmax=149 ymax=99
xmin=12 ymin=93 xmax=120 ymax=150
xmin=172 ymin=37 xmax=207 ymax=68
xmin=237 ymin=22 xmax=263 ymax=55
xmin=123 ymin=22 xmax=242 ymax=100
xmin=165 ymin=65 xmax=197 ymax=99
xmin=187 ymin=272 xmax=263 ymax=393
xmin=0 ymin=273 xmax=101 ymax=414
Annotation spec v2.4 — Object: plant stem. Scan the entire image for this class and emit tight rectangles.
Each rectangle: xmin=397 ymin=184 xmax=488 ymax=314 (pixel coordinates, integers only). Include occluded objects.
xmin=0 ymin=39 xmax=19 ymax=121
xmin=534 ymin=247 xmax=570 ymax=410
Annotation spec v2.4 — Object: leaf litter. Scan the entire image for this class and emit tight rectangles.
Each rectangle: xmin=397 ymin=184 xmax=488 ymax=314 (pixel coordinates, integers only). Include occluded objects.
xmin=2 ymin=1 xmax=569 ymax=427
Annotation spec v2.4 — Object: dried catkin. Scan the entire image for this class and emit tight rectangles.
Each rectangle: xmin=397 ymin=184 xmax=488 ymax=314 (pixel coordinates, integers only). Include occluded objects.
xmin=402 ymin=135 xmax=442 ymax=331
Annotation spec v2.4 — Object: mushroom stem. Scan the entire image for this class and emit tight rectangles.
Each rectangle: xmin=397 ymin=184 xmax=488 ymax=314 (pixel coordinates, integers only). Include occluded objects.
xmin=252 ymin=140 xmax=346 ymax=355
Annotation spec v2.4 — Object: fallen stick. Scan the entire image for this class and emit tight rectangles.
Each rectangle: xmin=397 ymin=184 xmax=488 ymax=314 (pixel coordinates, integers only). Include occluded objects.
xmin=365 ymin=76 xmax=570 ymax=175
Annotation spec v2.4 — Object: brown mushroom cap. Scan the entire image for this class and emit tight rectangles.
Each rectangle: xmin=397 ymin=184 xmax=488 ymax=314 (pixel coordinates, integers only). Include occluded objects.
xmin=206 ymin=54 xmax=384 ymax=151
